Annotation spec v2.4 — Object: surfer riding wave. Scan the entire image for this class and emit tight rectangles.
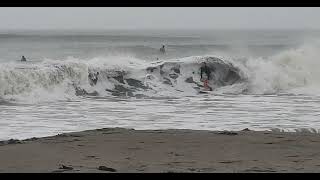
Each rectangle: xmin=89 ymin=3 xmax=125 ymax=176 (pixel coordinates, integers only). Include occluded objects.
xmin=200 ymin=62 xmax=213 ymax=91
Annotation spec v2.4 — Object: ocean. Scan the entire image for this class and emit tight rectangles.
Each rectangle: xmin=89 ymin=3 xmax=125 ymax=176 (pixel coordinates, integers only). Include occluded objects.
xmin=1 ymin=29 xmax=320 ymax=140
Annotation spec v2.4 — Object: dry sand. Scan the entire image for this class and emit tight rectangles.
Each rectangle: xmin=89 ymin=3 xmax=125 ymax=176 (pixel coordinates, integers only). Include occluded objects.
xmin=1 ymin=128 xmax=320 ymax=173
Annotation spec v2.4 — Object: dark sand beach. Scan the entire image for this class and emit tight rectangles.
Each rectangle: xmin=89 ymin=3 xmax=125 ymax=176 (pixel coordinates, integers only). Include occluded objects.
xmin=1 ymin=128 xmax=320 ymax=173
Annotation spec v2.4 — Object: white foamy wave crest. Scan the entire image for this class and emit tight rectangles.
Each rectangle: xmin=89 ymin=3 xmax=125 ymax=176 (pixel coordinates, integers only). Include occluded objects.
xmin=241 ymin=42 xmax=320 ymax=95
xmin=0 ymin=60 xmax=86 ymax=103
xmin=0 ymin=55 xmax=244 ymax=102
xmin=0 ymin=55 xmax=153 ymax=103
xmin=2 ymin=43 xmax=320 ymax=103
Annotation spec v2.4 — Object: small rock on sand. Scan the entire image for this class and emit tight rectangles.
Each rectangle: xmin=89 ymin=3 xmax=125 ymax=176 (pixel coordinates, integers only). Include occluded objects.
xmin=218 ymin=131 xmax=238 ymax=136
xmin=98 ymin=166 xmax=117 ymax=172
xmin=7 ymin=139 xmax=21 ymax=144
xmin=59 ymin=164 xmax=73 ymax=170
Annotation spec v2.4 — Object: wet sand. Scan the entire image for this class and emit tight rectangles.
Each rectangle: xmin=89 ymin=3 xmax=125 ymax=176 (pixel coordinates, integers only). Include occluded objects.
xmin=1 ymin=128 xmax=320 ymax=173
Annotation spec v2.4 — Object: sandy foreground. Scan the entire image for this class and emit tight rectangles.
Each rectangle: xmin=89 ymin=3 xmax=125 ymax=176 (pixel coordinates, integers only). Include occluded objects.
xmin=1 ymin=128 xmax=320 ymax=173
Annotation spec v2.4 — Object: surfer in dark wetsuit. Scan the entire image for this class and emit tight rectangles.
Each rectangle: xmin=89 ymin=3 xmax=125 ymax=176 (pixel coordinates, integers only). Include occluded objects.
xmin=21 ymin=56 xmax=27 ymax=62
xmin=200 ymin=62 xmax=212 ymax=91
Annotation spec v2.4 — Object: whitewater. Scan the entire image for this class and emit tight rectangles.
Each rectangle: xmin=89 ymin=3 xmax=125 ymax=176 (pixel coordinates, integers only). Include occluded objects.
xmin=1 ymin=29 xmax=320 ymax=140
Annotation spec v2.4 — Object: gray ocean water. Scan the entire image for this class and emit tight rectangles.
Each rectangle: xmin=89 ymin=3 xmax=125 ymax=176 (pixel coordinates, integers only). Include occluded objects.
xmin=1 ymin=29 xmax=320 ymax=140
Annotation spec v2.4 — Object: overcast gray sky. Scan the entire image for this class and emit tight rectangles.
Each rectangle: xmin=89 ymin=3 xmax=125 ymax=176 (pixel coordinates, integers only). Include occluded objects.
xmin=0 ymin=7 xmax=319 ymax=30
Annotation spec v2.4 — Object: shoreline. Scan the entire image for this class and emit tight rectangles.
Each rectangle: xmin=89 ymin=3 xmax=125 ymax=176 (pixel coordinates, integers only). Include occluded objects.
xmin=1 ymin=128 xmax=320 ymax=173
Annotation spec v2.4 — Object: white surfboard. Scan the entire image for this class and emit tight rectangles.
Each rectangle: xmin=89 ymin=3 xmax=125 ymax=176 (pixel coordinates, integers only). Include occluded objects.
xmin=198 ymin=87 xmax=212 ymax=94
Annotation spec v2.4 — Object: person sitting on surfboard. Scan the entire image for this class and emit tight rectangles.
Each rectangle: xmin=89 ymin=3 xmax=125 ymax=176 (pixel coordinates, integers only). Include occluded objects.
xmin=200 ymin=62 xmax=212 ymax=91
xmin=21 ymin=56 xmax=27 ymax=62
xmin=160 ymin=45 xmax=165 ymax=54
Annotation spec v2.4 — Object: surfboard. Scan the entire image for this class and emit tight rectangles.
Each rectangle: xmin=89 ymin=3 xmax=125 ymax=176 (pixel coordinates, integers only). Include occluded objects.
xmin=199 ymin=87 xmax=212 ymax=94
xmin=199 ymin=90 xmax=209 ymax=94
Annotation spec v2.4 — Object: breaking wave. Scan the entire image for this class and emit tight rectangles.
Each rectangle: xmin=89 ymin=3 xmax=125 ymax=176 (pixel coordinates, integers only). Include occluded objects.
xmin=1 ymin=43 xmax=320 ymax=102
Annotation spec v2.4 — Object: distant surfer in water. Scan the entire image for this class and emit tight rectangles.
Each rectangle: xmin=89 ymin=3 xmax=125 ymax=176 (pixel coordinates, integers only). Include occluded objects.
xmin=21 ymin=56 xmax=27 ymax=62
xmin=160 ymin=45 xmax=165 ymax=54
xmin=200 ymin=62 xmax=212 ymax=91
